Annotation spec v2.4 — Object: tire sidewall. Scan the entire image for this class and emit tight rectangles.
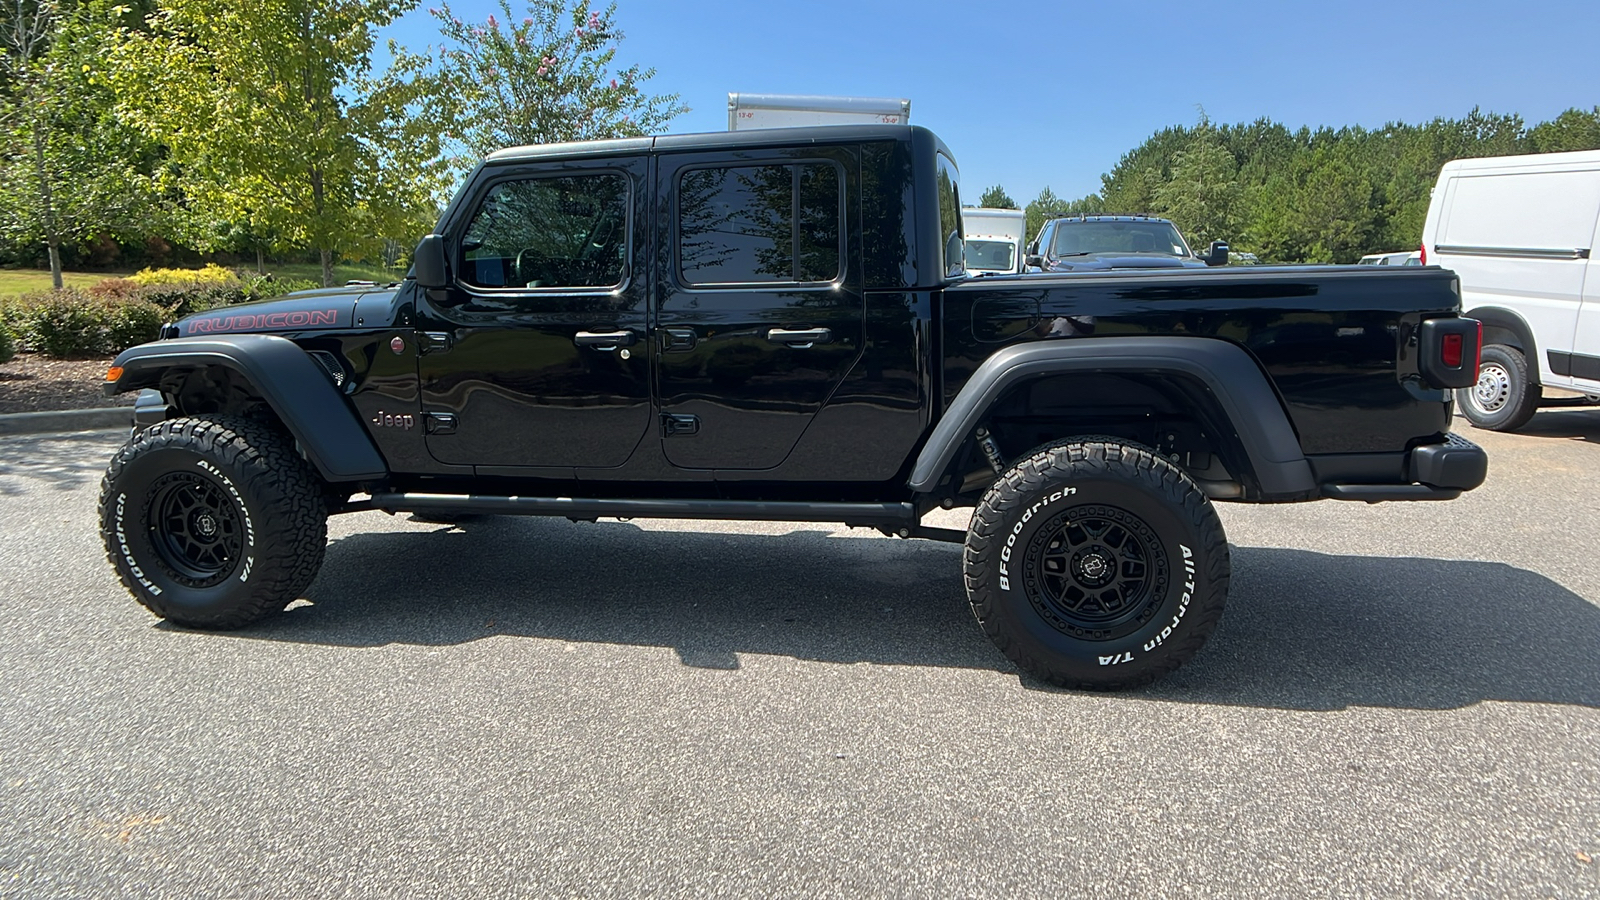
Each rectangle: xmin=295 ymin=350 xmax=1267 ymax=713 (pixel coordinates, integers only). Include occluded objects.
xmin=976 ymin=459 xmax=1215 ymax=681
xmin=104 ymin=442 xmax=263 ymax=621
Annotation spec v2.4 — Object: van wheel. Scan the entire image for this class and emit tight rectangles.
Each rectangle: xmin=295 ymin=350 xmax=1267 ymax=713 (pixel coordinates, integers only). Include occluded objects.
xmin=963 ymin=439 xmax=1229 ymax=690
xmin=99 ymin=416 xmax=328 ymax=629
xmin=1458 ymin=343 xmax=1539 ymax=432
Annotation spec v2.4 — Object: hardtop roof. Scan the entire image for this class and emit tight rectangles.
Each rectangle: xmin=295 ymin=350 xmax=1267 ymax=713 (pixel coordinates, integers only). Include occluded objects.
xmin=485 ymin=124 xmax=947 ymax=164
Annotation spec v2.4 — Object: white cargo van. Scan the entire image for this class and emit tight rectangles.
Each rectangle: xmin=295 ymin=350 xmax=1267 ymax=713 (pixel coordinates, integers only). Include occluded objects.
xmin=961 ymin=207 xmax=1026 ymax=275
xmin=1421 ymin=149 xmax=1600 ymax=430
xmin=727 ymin=93 xmax=910 ymax=130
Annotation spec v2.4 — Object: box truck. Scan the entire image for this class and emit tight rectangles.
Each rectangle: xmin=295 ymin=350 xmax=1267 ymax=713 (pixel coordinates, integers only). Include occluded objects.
xmin=728 ymin=93 xmax=910 ymax=130
xmin=961 ymin=207 xmax=1027 ymax=275
xmin=1421 ymin=149 xmax=1600 ymax=430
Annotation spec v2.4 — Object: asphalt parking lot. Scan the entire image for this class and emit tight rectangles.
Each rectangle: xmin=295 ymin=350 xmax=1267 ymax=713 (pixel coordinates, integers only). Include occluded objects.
xmin=2 ymin=415 xmax=1598 ymax=898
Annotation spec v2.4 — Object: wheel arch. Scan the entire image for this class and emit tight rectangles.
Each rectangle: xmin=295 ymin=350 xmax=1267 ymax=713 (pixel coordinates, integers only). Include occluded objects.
xmin=908 ymin=337 xmax=1317 ymax=500
xmin=1463 ymin=306 xmax=1541 ymax=384
xmin=107 ymin=334 xmax=387 ymax=482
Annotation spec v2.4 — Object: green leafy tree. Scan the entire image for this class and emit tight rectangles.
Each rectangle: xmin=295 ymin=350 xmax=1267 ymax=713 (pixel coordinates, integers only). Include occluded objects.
xmin=408 ymin=0 xmax=686 ymax=170
xmin=1152 ymin=127 xmax=1241 ymax=247
xmin=1527 ymin=106 xmax=1600 ymax=153
xmin=977 ymin=184 xmax=1015 ymax=209
xmin=108 ymin=0 xmax=447 ymax=286
xmin=0 ymin=0 xmax=153 ymax=288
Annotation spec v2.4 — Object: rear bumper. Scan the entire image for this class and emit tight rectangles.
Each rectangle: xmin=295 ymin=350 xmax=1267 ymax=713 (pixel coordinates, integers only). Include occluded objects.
xmin=1321 ymin=432 xmax=1487 ymax=502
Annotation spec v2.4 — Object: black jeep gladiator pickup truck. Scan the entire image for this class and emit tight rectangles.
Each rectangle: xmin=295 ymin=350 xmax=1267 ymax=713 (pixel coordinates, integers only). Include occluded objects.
xmin=99 ymin=125 xmax=1488 ymax=689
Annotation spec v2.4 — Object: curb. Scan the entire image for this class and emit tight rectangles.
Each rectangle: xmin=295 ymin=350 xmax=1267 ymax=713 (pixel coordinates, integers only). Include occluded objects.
xmin=0 ymin=407 xmax=133 ymax=436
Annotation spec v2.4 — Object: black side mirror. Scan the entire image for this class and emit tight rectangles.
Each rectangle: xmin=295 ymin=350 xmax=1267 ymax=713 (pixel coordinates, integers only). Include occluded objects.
xmin=413 ymin=234 xmax=449 ymax=288
xmin=1025 ymin=254 xmax=1044 ymax=270
xmin=1204 ymin=240 xmax=1230 ymax=267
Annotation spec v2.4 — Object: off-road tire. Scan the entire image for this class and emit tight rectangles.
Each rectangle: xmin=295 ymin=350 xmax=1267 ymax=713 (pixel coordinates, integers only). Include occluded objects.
xmin=99 ymin=416 xmax=328 ymax=629
xmin=1457 ymin=343 xmax=1539 ymax=432
xmin=963 ymin=439 xmax=1230 ymax=689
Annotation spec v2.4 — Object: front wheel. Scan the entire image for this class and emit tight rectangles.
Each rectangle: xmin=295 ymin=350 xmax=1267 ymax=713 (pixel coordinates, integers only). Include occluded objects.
xmin=963 ymin=439 xmax=1230 ymax=689
xmin=1457 ymin=343 xmax=1539 ymax=432
xmin=99 ymin=416 xmax=328 ymax=629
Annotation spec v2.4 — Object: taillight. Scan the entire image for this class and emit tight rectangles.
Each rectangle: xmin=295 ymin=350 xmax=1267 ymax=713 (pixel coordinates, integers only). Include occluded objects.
xmin=1418 ymin=244 xmax=1427 ymax=265
xmin=1418 ymin=317 xmax=1481 ymax=389
xmin=1441 ymin=333 xmax=1462 ymax=367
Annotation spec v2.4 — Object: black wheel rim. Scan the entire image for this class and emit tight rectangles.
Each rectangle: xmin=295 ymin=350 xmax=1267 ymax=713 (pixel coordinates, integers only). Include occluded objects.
xmin=145 ymin=472 xmax=244 ymax=588
xmin=1023 ymin=504 xmax=1170 ymax=641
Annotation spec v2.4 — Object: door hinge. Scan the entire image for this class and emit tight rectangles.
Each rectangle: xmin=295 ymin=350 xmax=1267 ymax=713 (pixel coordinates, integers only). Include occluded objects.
xmin=661 ymin=413 xmax=699 ymax=436
xmin=419 ymin=331 xmax=453 ymax=354
xmin=425 ymin=412 xmax=458 ymax=435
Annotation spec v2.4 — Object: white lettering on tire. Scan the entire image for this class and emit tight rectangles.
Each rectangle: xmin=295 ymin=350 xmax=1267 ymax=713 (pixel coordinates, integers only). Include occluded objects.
xmin=114 ymin=492 xmax=161 ymax=596
xmin=997 ymin=485 xmax=1076 ymax=592
xmin=1142 ymin=544 xmax=1196 ymax=653
xmin=196 ymin=460 xmax=256 ymax=583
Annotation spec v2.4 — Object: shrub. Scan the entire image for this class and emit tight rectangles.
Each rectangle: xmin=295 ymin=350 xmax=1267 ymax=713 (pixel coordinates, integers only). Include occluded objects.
xmin=126 ymin=263 xmax=238 ymax=288
xmin=22 ymin=289 xmax=110 ymax=358
xmin=0 ymin=319 xmax=14 ymax=364
xmin=105 ymin=299 xmax=168 ymax=352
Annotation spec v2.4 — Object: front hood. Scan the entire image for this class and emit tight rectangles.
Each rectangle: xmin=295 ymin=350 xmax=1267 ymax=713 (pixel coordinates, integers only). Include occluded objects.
xmin=176 ymin=285 xmax=399 ymax=337
xmin=1046 ymin=255 xmax=1207 ymax=272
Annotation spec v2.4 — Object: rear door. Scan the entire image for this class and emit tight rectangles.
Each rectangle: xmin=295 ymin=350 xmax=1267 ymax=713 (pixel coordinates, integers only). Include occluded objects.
xmin=1567 ymin=186 xmax=1600 ymax=386
xmin=653 ymin=146 xmax=864 ymax=470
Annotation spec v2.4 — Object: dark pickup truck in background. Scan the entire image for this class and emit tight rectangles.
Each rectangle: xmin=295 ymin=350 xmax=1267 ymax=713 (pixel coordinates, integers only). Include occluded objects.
xmin=98 ymin=124 xmax=1487 ymax=689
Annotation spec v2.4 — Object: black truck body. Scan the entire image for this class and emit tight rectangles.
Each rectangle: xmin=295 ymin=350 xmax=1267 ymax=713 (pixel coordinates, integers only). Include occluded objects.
xmin=100 ymin=125 xmax=1488 ymax=688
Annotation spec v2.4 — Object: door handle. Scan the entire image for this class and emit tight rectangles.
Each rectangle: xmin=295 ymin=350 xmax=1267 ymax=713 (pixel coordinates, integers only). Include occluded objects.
xmin=766 ymin=327 xmax=832 ymax=348
xmin=574 ymin=329 xmax=637 ymax=350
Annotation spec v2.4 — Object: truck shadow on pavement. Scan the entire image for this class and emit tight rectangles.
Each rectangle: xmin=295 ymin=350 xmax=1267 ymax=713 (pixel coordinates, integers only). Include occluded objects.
xmin=1514 ymin=408 xmax=1600 ymax=444
xmin=228 ymin=516 xmax=1600 ymax=711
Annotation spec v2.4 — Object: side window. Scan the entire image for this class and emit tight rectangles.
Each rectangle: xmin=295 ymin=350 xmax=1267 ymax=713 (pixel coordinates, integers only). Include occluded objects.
xmin=935 ymin=152 xmax=963 ymax=278
xmin=459 ymin=173 xmax=628 ymax=290
xmin=678 ymin=162 xmax=842 ymax=286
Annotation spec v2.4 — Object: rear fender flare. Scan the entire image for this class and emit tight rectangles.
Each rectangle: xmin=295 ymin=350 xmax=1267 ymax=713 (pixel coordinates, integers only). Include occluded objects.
xmin=1462 ymin=306 xmax=1540 ymax=383
xmin=107 ymin=334 xmax=387 ymax=482
xmin=908 ymin=337 xmax=1315 ymax=497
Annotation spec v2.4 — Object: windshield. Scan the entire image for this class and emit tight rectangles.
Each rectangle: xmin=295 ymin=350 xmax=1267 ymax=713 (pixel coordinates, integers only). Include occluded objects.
xmin=1052 ymin=221 xmax=1190 ymax=258
xmin=966 ymin=239 xmax=1015 ymax=271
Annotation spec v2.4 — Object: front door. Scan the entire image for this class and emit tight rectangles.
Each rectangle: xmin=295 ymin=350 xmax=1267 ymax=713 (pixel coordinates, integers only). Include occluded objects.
xmin=418 ymin=156 xmax=651 ymax=469
xmin=654 ymin=146 xmax=864 ymax=470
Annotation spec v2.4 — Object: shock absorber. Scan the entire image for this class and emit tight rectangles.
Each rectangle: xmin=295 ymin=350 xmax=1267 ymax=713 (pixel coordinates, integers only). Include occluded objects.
xmin=976 ymin=426 xmax=1006 ymax=474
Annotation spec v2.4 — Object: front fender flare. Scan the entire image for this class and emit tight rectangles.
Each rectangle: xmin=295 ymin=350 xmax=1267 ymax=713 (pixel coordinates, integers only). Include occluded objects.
xmin=907 ymin=336 xmax=1316 ymax=496
xmin=107 ymin=334 xmax=387 ymax=482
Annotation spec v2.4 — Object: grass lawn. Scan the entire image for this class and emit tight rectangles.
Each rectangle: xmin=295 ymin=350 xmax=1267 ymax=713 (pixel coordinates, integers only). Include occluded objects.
xmin=0 ymin=261 xmax=407 ymax=297
xmin=262 ymin=262 xmax=407 ymax=285
xmin=0 ymin=269 xmax=131 ymax=296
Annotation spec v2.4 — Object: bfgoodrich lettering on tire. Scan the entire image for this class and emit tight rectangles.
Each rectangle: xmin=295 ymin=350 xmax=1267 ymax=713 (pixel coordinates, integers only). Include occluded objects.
xmin=963 ymin=439 xmax=1229 ymax=689
xmin=98 ymin=415 xmax=328 ymax=629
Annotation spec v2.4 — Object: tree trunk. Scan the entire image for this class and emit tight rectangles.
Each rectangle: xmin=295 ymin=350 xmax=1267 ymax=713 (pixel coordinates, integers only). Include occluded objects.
xmin=31 ymin=129 xmax=63 ymax=290
xmin=320 ymin=248 xmax=333 ymax=288
xmin=46 ymin=238 xmax=62 ymax=290
xmin=256 ymin=247 xmax=265 ymax=274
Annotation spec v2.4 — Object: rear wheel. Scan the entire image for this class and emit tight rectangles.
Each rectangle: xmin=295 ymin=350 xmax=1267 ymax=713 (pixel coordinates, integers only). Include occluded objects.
xmin=1458 ymin=343 xmax=1539 ymax=432
xmin=963 ymin=438 xmax=1229 ymax=689
xmin=99 ymin=416 xmax=327 ymax=629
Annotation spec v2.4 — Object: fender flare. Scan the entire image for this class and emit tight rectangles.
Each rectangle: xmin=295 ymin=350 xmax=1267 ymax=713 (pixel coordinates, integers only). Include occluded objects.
xmin=1462 ymin=305 xmax=1540 ymax=382
xmin=907 ymin=336 xmax=1316 ymax=496
xmin=107 ymin=334 xmax=387 ymax=482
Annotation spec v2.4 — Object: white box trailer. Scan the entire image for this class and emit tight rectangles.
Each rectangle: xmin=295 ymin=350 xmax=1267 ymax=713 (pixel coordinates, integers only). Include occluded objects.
xmin=1421 ymin=148 xmax=1600 ymax=430
xmin=728 ymin=93 xmax=910 ymax=131
xmin=961 ymin=207 xmax=1027 ymax=275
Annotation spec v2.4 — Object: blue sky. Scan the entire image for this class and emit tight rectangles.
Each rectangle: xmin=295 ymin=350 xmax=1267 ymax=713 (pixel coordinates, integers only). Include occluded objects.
xmin=383 ymin=0 xmax=1600 ymax=205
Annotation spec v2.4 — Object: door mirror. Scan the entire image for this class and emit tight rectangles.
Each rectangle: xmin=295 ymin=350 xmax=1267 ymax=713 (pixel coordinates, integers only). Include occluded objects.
xmin=1204 ymin=240 xmax=1230 ymax=267
xmin=1025 ymin=254 xmax=1044 ymax=270
xmin=413 ymin=234 xmax=449 ymax=288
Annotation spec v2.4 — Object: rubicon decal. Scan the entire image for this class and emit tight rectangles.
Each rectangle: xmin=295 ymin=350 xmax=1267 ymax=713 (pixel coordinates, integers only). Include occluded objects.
xmin=186 ymin=309 xmax=339 ymax=334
